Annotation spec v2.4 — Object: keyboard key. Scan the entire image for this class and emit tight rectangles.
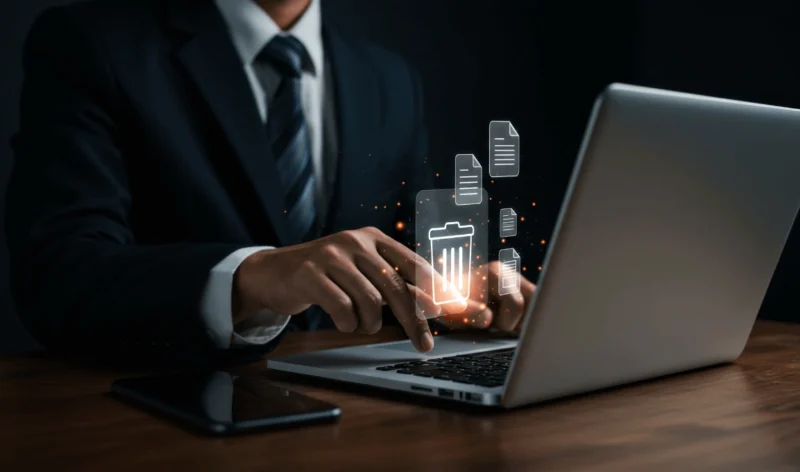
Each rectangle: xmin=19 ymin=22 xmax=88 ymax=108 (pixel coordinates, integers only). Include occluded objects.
xmin=411 ymin=371 xmax=436 ymax=378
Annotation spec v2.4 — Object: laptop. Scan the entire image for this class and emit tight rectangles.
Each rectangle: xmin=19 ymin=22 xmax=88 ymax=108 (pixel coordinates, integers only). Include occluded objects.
xmin=268 ymin=83 xmax=800 ymax=408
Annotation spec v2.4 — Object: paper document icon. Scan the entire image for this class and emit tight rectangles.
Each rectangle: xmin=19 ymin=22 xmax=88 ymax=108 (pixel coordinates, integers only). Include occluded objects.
xmin=429 ymin=222 xmax=474 ymax=305
xmin=499 ymin=208 xmax=517 ymax=238
xmin=489 ymin=121 xmax=520 ymax=178
xmin=454 ymin=154 xmax=483 ymax=206
xmin=498 ymin=248 xmax=520 ymax=296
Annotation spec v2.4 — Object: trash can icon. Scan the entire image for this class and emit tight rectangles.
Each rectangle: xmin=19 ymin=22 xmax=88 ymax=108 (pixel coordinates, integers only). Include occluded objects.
xmin=428 ymin=222 xmax=475 ymax=305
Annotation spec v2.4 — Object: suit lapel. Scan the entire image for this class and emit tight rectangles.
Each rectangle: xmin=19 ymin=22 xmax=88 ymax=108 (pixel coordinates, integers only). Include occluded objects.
xmin=323 ymin=26 xmax=383 ymax=227
xmin=167 ymin=0 xmax=297 ymax=246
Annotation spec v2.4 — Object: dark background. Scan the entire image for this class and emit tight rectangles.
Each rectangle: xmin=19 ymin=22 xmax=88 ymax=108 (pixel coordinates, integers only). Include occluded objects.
xmin=1 ymin=0 xmax=797 ymax=352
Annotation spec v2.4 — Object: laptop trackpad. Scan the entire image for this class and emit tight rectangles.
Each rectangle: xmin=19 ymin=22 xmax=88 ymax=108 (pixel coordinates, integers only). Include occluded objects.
xmin=371 ymin=334 xmax=516 ymax=356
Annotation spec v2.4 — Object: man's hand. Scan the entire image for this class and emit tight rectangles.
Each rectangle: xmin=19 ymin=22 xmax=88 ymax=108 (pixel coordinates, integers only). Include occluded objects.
xmin=437 ymin=261 xmax=536 ymax=333
xmin=232 ymin=227 xmax=440 ymax=352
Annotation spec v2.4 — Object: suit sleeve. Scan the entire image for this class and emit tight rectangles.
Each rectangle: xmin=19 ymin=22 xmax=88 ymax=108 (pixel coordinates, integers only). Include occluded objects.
xmin=5 ymin=8 xmax=282 ymax=363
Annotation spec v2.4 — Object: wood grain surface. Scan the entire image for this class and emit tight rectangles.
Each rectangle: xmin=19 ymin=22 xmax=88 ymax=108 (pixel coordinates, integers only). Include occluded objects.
xmin=2 ymin=321 xmax=800 ymax=471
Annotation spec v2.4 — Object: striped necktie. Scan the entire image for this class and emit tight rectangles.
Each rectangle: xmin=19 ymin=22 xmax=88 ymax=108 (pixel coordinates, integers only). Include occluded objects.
xmin=254 ymin=35 xmax=317 ymax=242
xmin=254 ymin=36 xmax=327 ymax=330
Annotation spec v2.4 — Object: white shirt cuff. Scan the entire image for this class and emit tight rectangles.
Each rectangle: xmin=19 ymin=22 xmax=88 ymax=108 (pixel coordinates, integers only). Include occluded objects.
xmin=200 ymin=246 xmax=291 ymax=349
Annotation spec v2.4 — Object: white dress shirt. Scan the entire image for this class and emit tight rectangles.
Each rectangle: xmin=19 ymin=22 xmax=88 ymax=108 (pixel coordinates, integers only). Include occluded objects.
xmin=200 ymin=0 xmax=325 ymax=349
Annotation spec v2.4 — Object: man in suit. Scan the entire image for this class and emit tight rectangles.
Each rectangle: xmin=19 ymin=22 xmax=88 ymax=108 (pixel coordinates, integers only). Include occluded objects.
xmin=6 ymin=0 xmax=534 ymax=363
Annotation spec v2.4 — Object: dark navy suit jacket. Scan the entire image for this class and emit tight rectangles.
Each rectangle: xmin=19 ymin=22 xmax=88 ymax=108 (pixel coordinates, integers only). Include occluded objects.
xmin=6 ymin=0 xmax=432 ymax=364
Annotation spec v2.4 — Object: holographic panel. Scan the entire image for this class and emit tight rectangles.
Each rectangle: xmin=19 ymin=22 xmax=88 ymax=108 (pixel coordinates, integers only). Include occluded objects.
xmin=414 ymin=189 xmax=489 ymax=319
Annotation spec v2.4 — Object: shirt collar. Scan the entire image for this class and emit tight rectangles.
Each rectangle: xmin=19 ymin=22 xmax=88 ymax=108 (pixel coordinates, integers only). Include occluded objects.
xmin=214 ymin=0 xmax=323 ymax=76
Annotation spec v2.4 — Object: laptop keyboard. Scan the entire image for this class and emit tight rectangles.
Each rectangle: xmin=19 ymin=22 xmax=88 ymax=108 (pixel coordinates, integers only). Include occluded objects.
xmin=375 ymin=348 xmax=514 ymax=387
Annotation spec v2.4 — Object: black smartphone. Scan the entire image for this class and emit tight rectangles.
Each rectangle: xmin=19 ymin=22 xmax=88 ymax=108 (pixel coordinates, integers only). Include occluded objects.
xmin=111 ymin=371 xmax=340 ymax=435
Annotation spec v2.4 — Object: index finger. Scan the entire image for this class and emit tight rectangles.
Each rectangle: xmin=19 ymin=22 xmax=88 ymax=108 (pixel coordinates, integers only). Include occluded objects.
xmin=355 ymin=251 xmax=434 ymax=352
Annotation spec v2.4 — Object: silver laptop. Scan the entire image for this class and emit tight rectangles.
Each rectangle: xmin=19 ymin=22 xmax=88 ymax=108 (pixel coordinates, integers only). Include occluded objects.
xmin=268 ymin=83 xmax=800 ymax=408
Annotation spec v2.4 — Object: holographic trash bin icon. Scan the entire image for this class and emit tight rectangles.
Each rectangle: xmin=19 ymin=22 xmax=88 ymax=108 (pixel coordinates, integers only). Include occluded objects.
xmin=428 ymin=221 xmax=475 ymax=305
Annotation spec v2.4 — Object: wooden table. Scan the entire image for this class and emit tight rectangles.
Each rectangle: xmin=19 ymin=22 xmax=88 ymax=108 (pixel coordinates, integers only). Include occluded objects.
xmin=2 ymin=321 xmax=800 ymax=471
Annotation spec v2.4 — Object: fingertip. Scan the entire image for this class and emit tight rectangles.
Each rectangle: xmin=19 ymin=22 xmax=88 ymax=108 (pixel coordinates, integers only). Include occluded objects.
xmin=419 ymin=295 xmax=442 ymax=318
xmin=427 ymin=303 xmax=443 ymax=319
xmin=479 ymin=309 xmax=494 ymax=328
xmin=444 ymin=299 xmax=469 ymax=314
xmin=521 ymin=279 xmax=536 ymax=293
xmin=420 ymin=332 xmax=435 ymax=352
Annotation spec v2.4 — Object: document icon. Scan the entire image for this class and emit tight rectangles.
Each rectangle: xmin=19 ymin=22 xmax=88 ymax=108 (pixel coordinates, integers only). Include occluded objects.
xmin=454 ymin=154 xmax=482 ymax=206
xmin=489 ymin=121 xmax=520 ymax=178
xmin=429 ymin=222 xmax=475 ymax=305
xmin=498 ymin=248 xmax=520 ymax=296
xmin=499 ymin=208 xmax=517 ymax=238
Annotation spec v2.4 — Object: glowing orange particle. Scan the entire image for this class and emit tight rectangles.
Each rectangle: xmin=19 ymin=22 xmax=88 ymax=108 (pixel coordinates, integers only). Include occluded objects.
xmin=396 ymin=202 xmax=401 ymax=207
xmin=381 ymin=268 xmax=387 ymax=274
xmin=532 ymin=202 xmax=537 ymax=207
xmin=402 ymin=181 xmax=406 ymax=185
xmin=479 ymin=304 xmax=487 ymax=310
xmin=417 ymin=242 xmax=422 ymax=247
xmin=433 ymin=331 xmax=439 ymax=336
xmin=436 ymin=173 xmax=440 ymax=177
xmin=522 ymin=266 xmax=527 ymax=272
xmin=463 ymin=318 xmax=468 ymax=323
xmin=541 ymin=239 xmax=546 ymax=245
xmin=520 ymin=217 xmax=526 ymax=221
xmin=501 ymin=238 xmax=506 ymax=244
xmin=374 ymin=205 xmax=378 ymax=209
xmin=538 ymin=265 xmax=543 ymax=271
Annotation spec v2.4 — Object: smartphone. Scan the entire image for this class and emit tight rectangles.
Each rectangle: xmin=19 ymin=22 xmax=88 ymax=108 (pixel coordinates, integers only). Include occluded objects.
xmin=111 ymin=371 xmax=340 ymax=435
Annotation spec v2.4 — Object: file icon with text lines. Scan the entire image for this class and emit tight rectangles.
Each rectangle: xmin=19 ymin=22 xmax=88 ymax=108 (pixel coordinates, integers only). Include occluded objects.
xmin=500 ymin=208 xmax=517 ymax=238
xmin=454 ymin=154 xmax=483 ymax=206
xmin=489 ymin=120 xmax=520 ymax=178
xmin=498 ymin=248 xmax=520 ymax=296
